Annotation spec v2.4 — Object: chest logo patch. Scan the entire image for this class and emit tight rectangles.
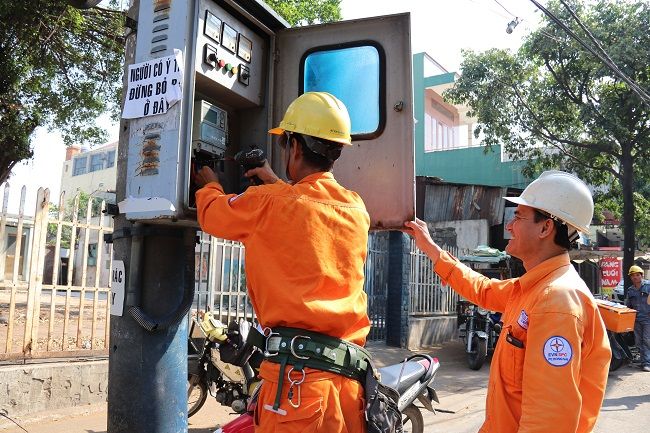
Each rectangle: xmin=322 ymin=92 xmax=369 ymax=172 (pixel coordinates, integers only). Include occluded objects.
xmin=517 ymin=310 xmax=529 ymax=330
xmin=543 ymin=336 xmax=572 ymax=367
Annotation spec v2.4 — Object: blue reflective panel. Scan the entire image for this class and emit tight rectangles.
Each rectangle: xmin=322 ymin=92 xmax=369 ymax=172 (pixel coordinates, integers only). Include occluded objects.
xmin=304 ymin=46 xmax=380 ymax=136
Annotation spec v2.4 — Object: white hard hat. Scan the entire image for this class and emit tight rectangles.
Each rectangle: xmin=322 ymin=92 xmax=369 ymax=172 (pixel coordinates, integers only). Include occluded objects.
xmin=505 ymin=170 xmax=593 ymax=234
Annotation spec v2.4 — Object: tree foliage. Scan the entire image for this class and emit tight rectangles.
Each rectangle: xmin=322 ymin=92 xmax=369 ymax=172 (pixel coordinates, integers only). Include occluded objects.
xmin=47 ymin=191 xmax=106 ymax=248
xmin=265 ymin=0 xmax=342 ymax=26
xmin=445 ymin=0 xmax=650 ymax=281
xmin=0 ymin=1 xmax=341 ymax=186
xmin=0 ymin=0 xmax=126 ymax=185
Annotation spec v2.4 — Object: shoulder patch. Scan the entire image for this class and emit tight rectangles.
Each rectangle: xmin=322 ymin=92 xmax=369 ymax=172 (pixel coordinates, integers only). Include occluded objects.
xmin=517 ymin=310 xmax=529 ymax=330
xmin=228 ymin=193 xmax=244 ymax=204
xmin=543 ymin=336 xmax=572 ymax=367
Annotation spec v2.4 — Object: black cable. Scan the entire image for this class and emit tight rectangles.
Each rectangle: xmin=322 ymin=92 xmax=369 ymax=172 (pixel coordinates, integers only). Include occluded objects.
xmin=493 ymin=0 xmax=516 ymax=17
xmin=527 ymin=0 xmax=650 ymax=106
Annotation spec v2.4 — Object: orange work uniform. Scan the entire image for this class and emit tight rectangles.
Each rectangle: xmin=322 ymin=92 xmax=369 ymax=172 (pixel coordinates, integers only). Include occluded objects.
xmin=196 ymin=171 xmax=370 ymax=433
xmin=435 ymin=251 xmax=610 ymax=433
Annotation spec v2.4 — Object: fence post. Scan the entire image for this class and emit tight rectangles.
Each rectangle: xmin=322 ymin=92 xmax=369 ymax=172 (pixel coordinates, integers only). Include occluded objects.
xmin=23 ymin=188 xmax=50 ymax=354
xmin=0 ymin=183 xmax=9 ymax=279
xmin=386 ymin=231 xmax=411 ymax=347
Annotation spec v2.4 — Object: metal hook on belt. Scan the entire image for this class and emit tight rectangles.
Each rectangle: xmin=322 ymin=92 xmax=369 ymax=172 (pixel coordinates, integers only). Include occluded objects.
xmin=262 ymin=326 xmax=280 ymax=357
xmin=287 ymin=367 xmax=306 ymax=409
xmin=290 ymin=335 xmax=311 ymax=360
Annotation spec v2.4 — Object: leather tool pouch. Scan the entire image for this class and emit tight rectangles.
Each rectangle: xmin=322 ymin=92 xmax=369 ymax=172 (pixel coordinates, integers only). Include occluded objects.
xmin=364 ymin=360 xmax=403 ymax=433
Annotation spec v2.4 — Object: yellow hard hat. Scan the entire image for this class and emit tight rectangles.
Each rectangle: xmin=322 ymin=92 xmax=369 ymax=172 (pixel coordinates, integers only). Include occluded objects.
xmin=269 ymin=92 xmax=352 ymax=145
xmin=628 ymin=265 xmax=643 ymax=275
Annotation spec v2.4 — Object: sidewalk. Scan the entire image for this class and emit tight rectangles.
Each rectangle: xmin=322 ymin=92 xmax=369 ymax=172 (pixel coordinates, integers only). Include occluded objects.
xmin=5 ymin=339 xmax=648 ymax=433
xmin=0 ymin=340 xmax=449 ymax=433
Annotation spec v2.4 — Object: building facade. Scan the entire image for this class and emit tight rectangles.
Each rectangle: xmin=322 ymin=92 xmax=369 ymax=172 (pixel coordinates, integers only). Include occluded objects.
xmin=413 ymin=52 xmax=530 ymax=189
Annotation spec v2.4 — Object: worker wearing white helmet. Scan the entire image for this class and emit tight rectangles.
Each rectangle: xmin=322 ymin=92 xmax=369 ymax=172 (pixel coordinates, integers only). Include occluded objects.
xmin=405 ymin=170 xmax=611 ymax=433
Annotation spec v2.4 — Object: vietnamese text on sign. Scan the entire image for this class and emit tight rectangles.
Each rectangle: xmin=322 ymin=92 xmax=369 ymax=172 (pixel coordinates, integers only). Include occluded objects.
xmin=122 ymin=50 xmax=184 ymax=119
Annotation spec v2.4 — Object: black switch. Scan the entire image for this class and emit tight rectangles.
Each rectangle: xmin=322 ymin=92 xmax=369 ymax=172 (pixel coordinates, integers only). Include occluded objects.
xmin=238 ymin=64 xmax=250 ymax=86
xmin=204 ymin=44 xmax=218 ymax=68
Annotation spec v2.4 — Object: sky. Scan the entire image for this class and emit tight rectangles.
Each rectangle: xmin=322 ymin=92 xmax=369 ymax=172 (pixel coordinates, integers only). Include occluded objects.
xmin=4 ymin=0 xmax=545 ymax=215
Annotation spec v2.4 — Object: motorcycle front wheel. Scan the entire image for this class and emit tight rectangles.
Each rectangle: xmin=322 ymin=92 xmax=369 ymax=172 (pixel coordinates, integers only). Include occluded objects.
xmin=402 ymin=404 xmax=424 ymax=433
xmin=609 ymin=354 xmax=625 ymax=372
xmin=467 ymin=335 xmax=487 ymax=370
xmin=187 ymin=374 xmax=208 ymax=417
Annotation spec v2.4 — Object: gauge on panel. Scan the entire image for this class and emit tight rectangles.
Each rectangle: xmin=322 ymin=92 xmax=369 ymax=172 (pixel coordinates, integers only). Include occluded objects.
xmin=221 ymin=23 xmax=237 ymax=53
xmin=237 ymin=34 xmax=252 ymax=62
xmin=204 ymin=11 xmax=222 ymax=43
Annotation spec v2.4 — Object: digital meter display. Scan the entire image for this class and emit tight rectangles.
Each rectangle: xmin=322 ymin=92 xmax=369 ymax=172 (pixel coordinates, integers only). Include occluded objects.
xmin=237 ymin=34 xmax=252 ymax=62
xmin=221 ymin=23 xmax=237 ymax=53
xmin=204 ymin=11 xmax=221 ymax=43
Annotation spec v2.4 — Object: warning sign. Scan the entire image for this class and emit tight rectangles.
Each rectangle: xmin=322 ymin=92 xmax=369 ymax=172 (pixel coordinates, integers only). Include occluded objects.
xmin=122 ymin=50 xmax=184 ymax=119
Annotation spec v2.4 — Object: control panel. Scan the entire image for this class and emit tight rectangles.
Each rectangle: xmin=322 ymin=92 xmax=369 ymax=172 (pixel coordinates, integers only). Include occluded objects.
xmin=195 ymin=0 xmax=266 ymax=107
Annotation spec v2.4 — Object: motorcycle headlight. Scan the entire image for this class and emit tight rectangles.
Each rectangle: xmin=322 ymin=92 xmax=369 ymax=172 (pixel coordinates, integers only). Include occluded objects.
xmin=477 ymin=307 xmax=488 ymax=315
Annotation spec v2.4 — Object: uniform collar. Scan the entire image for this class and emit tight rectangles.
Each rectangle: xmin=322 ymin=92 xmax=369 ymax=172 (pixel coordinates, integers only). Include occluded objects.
xmin=518 ymin=253 xmax=571 ymax=292
xmin=295 ymin=171 xmax=334 ymax=184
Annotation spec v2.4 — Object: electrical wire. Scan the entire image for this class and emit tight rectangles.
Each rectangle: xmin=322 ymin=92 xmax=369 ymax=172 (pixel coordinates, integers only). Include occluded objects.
xmin=527 ymin=0 xmax=650 ymax=106
xmin=493 ymin=0 xmax=516 ymax=17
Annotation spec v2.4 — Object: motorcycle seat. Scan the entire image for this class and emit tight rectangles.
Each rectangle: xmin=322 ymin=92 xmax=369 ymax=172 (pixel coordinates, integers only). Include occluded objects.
xmin=378 ymin=361 xmax=426 ymax=394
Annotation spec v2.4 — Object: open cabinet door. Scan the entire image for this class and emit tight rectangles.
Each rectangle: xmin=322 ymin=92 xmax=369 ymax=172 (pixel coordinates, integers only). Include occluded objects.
xmin=272 ymin=13 xmax=414 ymax=230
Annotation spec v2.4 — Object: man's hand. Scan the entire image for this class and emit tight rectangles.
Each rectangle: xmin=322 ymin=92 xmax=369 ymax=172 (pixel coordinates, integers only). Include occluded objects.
xmin=244 ymin=161 xmax=280 ymax=185
xmin=404 ymin=218 xmax=443 ymax=263
xmin=193 ymin=165 xmax=221 ymax=188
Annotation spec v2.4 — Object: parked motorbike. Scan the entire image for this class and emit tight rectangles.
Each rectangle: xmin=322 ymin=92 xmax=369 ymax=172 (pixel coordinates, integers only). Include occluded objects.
xmin=187 ymin=312 xmax=261 ymax=417
xmin=215 ymin=354 xmax=441 ymax=433
xmin=608 ymin=330 xmax=638 ymax=371
xmin=457 ymin=299 xmax=502 ymax=370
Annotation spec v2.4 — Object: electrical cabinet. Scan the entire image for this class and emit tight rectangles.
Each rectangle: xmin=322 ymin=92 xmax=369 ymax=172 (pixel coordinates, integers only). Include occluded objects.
xmin=120 ymin=0 xmax=414 ymax=229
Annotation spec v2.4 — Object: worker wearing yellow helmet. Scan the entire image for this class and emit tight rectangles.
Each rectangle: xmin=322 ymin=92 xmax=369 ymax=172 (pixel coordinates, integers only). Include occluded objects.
xmin=194 ymin=92 xmax=371 ymax=433
xmin=625 ymin=265 xmax=650 ymax=371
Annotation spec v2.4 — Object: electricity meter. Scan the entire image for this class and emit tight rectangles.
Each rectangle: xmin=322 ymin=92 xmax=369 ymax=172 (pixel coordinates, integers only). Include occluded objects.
xmin=192 ymin=100 xmax=227 ymax=157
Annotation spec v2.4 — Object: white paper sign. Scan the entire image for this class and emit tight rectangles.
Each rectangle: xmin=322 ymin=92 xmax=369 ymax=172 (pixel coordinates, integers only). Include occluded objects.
xmin=110 ymin=260 xmax=126 ymax=316
xmin=122 ymin=50 xmax=184 ymax=119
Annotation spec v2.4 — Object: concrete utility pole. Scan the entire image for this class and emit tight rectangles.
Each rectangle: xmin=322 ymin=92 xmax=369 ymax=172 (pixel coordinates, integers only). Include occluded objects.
xmin=107 ymin=1 xmax=194 ymax=432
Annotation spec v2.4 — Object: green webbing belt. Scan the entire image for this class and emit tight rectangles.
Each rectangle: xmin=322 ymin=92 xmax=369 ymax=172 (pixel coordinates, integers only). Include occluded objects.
xmin=246 ymin=326 xmax=372 ymax=411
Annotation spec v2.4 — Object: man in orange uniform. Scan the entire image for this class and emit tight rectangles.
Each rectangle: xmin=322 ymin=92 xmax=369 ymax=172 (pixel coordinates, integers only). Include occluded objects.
xmin=405 ymin=171 xmax=611 ymax=433
xmin=194 ymin=92 xmax=370 ymax=433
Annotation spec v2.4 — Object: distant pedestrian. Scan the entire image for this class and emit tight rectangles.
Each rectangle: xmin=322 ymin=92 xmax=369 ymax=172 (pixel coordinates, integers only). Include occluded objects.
xmin=625 ymin=265 xmax=650 ymax=371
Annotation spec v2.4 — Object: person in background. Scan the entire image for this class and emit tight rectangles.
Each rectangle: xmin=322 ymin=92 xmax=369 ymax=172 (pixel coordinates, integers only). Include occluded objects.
xmin=625 ymin=265 xmax=650 ymax=372
xmin=405 ymin=170 xmax=611 ymax=433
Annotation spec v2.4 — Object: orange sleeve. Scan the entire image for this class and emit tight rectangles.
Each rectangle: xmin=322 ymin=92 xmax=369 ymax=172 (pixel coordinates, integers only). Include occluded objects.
xmin=195 ymin=181 xmax=277 ymax=242
xmin=434 ymin=250 xmax=514 ymax=313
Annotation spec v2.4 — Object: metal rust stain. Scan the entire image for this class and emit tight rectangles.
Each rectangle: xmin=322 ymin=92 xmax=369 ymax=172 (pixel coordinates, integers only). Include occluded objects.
xmin=138 ymin=132 xmax=161 ymax=176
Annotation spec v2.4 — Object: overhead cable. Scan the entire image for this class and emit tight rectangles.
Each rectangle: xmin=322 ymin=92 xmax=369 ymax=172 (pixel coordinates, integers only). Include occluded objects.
xmin=527 ymin=0 xmax=650 ymax=105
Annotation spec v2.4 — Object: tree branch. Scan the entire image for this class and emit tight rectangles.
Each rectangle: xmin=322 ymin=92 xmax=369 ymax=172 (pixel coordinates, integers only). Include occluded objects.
xmin=504 ymin=79 xmax=619 ymax=156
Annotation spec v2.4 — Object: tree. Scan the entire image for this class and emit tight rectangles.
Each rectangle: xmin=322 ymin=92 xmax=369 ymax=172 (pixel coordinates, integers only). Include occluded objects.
xmin=47 ymin=191 xmax=106 ymax=249
xmin=0 ymin=1 xmax=341 ymax=186
xmin=265 ymin=0 xmax=341 ymax=26
xmin=445 ymin=0 xmax=650 ymax=290
xmin=0 ymin=0 xmax=126 ymax=185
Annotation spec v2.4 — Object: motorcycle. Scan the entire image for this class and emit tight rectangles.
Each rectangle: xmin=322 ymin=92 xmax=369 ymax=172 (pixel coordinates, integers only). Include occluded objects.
xmin=608 ymin=329 xmax=638 ymax=371
xmin=457 ymin=299 xmax=502 ymax=370
xmin=187 ymin=312 xmax=261 ymax=417
xmin=215 ymin=354 xmax=441 ymax=433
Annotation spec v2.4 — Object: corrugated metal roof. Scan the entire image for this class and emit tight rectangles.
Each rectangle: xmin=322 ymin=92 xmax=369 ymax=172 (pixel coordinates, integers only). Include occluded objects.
xmin=421 ymin=182 xmax=509 ymax=226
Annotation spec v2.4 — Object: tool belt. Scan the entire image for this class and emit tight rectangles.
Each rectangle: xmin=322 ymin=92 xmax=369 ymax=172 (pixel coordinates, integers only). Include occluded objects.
xmin=247 ymin=326 xmax=372 ymax=411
